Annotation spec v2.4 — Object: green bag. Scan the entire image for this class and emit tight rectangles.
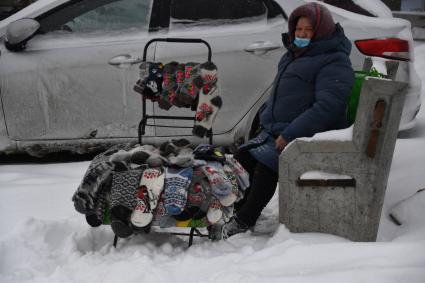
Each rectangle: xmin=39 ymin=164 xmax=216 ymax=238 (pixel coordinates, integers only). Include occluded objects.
xmin=347 ymin=68 xmax=384 ymax=124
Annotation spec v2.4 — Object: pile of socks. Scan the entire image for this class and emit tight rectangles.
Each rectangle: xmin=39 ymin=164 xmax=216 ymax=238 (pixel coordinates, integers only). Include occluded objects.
xmin=72 ymin=140 xmax=250 ymax=238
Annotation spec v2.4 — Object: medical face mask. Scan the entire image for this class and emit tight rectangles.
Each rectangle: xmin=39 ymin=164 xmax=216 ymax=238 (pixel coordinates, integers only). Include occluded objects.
xmin=293 ymin=37 xmax=311 ymax=48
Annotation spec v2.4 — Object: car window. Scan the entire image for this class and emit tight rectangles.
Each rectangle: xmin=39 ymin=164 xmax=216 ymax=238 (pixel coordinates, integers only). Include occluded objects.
xmin=37 ymin=0 xmax=151 ymax=34
xmin=169 ymin=0 xmax=268 ymax=28
xmin=318 ymin=0 xmax=375 ymax=17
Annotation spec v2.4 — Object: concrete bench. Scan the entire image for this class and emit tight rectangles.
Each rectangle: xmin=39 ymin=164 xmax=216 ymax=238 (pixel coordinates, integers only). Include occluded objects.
xmin=278 ymin=77 xmax=407 ymax=241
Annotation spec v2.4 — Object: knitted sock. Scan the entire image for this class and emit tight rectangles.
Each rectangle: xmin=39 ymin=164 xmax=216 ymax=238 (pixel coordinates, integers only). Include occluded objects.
xmin=85 ymin=187 xmax=110 ymax=227
xmin=225 ymin=155 xmax=250 ymax=191
xmin=145 ymin=62 xmax=164 ymax=96
xmin=163 ymin=167 xmax=193 ymax=215
xmin=73 ymin=159 xmax=114 ymax=214
xmin=158 ymin=62 xmax=178 ymax=110
xmin=175 ymin=63 xmax=186 ymax=93
xmin=186 ymin=167 xmax=211 ymax=219
xmin=193 ymin=144 xmax=226 ymax=163
xmin=130 ymin=168 xmax=165 ymax=228
xmin=110 ymin=168 xmax=143 ymax=237
xmin=201 ymin=162 xmax=234 ymax=206
xmin=130 ymin=144 xmax=165 ymax=167
xmin=222 ymin=163 xmax=240 ymax=204
xmin=110 ymin=169 xmax=142 ymax=221
xmin=193 ymin=85 xmax=222 ymax=138
xmin=133 ymin=62 xmax=158 ymax=102
xmin=207 ymin=197 xmax=223 ymax=224
xmin=200 ymin=61 xmax=218 ymax=88
xmin=177 ymin=63 xmax=202 ymax=107
xmin=168 ymin=148 xmax=194 ymax=168
xmin=159 ymin=138 xmax=191 ymax=157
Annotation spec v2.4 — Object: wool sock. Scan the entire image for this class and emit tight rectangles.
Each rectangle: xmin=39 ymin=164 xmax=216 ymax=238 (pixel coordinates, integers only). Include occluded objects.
xmin=110 ymin=168 xmax=142 ymax=218
xmin=193 ymin=85 xmax=222 ymax=138
xmin=225 ymin=155 xmax=250 ymax=191
xmin=201 ymin=162 xmax=234 ymax=206
xmin=186 ymin=167 xmax=211 ymax=219
xmin=85 ymin=187 xmax=110 ymax=227
xmin=158 ymin=61 xmax=178 ymax=110
xmin=175 ymin=63 xmax=186 ymax=93
xmin=130 ymin=168 xmax=165 ymax=228
xmin=163 ymin=167 xmax=193 ymax=215
xmin=168 ymin=148 xmax=194 ymax=168
xmin=200 ymin=61 xmax=218 ymax=87
xmin=159 ymin=138 xmax=191 ymax=157
xmin=177 ymin=63 xmax=202 ymax=107
xmin=133 ymin=62 xmax=158 ymax=102
xmin=145 ymin=62 xmax=164 ymax=96
xmin=207 ymin=197 xmax=223 ymax=224
xmin=110 ymin=168 xmax=143 ymax=237
xmin=193 ymin=144 xmax=226 ymax=163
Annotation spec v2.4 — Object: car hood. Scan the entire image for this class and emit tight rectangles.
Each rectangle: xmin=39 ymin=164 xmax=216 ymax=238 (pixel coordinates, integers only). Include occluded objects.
xmin=0 ymin=0 xmax=69 ymax=36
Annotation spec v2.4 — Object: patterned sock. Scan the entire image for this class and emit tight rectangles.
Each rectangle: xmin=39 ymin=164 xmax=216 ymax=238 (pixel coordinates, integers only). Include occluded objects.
xmin=175 ymin=63 xmax=186 ymax=93
xmin=110 ymin=168 xmax=143 ymax=237
xmin=133 ymin=62 xmax=158 ymax=102
xmin=177 ymin=63 xmax=202 ymax=106
xmin=193 ymin=85 xmax=222 ymax=138
xmin=158 ymin=61 xmax=178 ymax=110
xmin=145 ymin=62 xmax=164 ymax=96
xmin=222 ymin=163 xmax=240 ymax=204
xmin=186 ymin=167 xmax=210 ymax=219
xmin=225 ymin=155 xmax=250 ymax=191
xmin=163 ymin=167 xmax=193 ymax=215
xmin=201 ymin=162 xmax=234 ymax=206
xmin=85 ymin=187 xmax=110 ymax=227
xmin=110 ymin=168 xmax=142 ymax=220
xmin=200 ymin=61 xmax=218 ymax=87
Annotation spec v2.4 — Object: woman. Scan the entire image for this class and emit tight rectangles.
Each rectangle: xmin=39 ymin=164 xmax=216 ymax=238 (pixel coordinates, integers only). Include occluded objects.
xmin=212 ymin=2 xmax=354 ymax=239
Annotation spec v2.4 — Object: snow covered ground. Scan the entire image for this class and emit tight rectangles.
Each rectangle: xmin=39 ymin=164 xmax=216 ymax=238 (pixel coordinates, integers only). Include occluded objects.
xmin=1 ymin=44 xmax=425 ymax=283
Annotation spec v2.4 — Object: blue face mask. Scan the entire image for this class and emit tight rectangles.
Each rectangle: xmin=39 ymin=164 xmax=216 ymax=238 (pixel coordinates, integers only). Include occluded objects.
xmin=293 ymin=37 xmax=311 ymax=48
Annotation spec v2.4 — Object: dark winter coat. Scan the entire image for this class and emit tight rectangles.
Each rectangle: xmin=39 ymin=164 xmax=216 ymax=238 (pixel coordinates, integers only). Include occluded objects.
xmin=241 ymin=23 xmax=354 ymax=172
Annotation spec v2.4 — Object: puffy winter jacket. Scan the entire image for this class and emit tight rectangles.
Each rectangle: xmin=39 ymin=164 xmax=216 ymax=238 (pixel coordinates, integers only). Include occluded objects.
xmin=243 ymin=24 xmax=354 ymax=172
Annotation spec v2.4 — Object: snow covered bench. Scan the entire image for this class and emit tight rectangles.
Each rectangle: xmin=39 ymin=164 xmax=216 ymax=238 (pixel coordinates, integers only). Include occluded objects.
xmin=278 ymin=77 xmax=408 ymax=241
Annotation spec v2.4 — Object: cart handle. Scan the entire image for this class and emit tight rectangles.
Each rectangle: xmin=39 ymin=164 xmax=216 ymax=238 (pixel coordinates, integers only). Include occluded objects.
xmin=143 ymin=38 xmax=212 ymax=62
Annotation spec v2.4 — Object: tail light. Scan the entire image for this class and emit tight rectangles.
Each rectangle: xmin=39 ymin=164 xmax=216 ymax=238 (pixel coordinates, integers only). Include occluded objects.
xmin=355 ymin=38 xmax=410 ymax=61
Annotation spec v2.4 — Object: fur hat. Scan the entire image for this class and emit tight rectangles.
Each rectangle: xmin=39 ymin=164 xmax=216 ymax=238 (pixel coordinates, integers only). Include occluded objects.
xmin=288 ymin=2 xmax=336 ymax=41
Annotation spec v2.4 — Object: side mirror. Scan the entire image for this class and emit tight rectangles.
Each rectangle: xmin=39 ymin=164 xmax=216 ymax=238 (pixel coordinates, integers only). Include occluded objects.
xmin=5 ymin=18 xmax=40 ymax=52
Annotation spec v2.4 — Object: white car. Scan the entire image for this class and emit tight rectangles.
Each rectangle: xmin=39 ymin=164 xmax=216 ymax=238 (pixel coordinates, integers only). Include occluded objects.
xmin=0 ymin=0 xmax=421 ymax=157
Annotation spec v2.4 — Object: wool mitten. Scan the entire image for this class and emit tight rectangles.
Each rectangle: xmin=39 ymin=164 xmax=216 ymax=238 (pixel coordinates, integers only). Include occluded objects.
xmin=201 ymin=162 xmax=234 ymax=206
xmin=193 ymin=85 xmax=222 ymax=138
xmin=225 ymin=155 xmax=250 ymax=191
xmin=176 ymin=63 xmax=202 ymax=107
xmin=163 ymin=167 xmax=193 ymax=215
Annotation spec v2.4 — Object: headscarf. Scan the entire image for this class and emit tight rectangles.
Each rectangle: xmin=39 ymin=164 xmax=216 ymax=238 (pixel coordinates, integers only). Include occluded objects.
xmin=287 ymin=2 xmax=336 ymax=42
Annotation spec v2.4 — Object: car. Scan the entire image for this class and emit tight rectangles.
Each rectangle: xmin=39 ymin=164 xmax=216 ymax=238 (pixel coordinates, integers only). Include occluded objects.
xmin=0 ymin=0 xmax=421 ymax=157
xmin=0 ymin=0 xmax=37 ymax=21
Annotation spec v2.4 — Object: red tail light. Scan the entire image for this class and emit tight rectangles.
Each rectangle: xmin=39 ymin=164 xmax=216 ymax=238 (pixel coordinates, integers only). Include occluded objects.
xmin=355 ymin=38 xmax=410 ymax=61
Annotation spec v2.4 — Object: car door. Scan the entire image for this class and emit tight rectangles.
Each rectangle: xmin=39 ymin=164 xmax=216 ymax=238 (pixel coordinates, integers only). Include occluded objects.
xmin=0 ymin=0 xmax=156 ymax=141
xmin=151 ymin=0 xmax=287 ymax=138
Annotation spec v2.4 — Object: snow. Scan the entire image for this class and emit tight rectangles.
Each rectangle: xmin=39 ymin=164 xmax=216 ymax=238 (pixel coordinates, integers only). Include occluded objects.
xmin=352 ymin=0 xmax=393 ymax=18
xmin=1 ymin=43 xmax=425 ymax=283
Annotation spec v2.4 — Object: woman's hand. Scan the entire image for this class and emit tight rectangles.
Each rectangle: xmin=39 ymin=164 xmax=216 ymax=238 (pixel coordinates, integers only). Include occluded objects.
xmin=275 ymin=135 xmax=288 ymax=152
